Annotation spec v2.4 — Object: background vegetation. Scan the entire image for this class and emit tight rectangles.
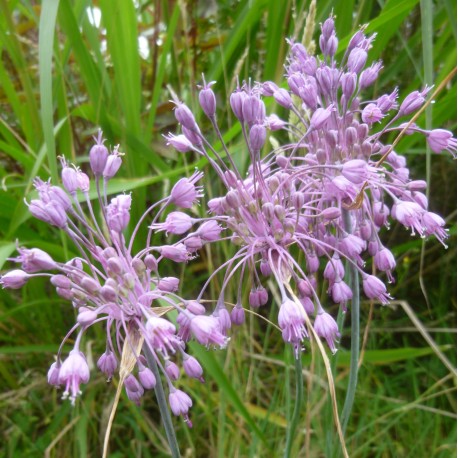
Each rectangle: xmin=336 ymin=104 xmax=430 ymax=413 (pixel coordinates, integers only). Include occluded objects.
xmin=0 ymin=0 xmax=456 ymax=456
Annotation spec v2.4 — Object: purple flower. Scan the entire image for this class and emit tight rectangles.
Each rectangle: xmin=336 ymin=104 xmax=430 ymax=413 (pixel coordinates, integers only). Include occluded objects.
xmin=0 ymin=269 xmax=30 ymax=289
xmin=196 ymin=220 xmax=223 ymax=242
xmin=154 ymin=212 xmax=194 ymax=235
xmin=174 ymin=101 xmax=197 ymax=130
xmin=169 ymin=389 xmax=193 ymax=427
xmin=47 ymin=362 xmax=61 ymax=386
xmin=106 ymin=194 xmax=131 ymax=232
xmin=189 ymin=315 xmax=228 ymax=348
xmin=160 ymin=244 xmax=189 ymax=263
xmin=170 ymin=171 xmax=204 ymax=208
xmin=363 ymin=275 xmax=391 ymax=304
xmin=347 ymin=47 xmax=367 ymax=73
xmin=198 ymin=78 xmax=217 ymax=118
xmin=165 ymin=133 xmax=193 ymax=153
xmin=59 ymin=350 xmax=90 ymax=404
xmin=103 ymin=145 xmax=123 ymax=179
xmin=165 ymin=360 xmax=180 ymax=380
xmin=145 ymin=316 xmax=180 ymax=355
xmin=97 ymin=351 xmax=118 ymax=379
xmin=89 ymin=130 xmax=109 ymax=176
xmin=2 ymin=131 xmax=224 ymax=428
xmin=138 ymin=366 xmax=156 ymax=389
xmin=330 ymin=279 xmax=353 ymax=304
xmin=362 ymin=103 xmax=384 ymax=124
xmin=11 ymin=247 xmax=56 ymax=273
xmin=314 ymin=312 xmax=341 ymax=354
xmin=183 ymin=354 xmax=204 ymax=382
xmin=426 ymin=129 xmax=457 ymax=156
xmin=399 ymin=87 xmax=430 ymax=116
xmin=278 ymin=298 xmax=308 ymax=352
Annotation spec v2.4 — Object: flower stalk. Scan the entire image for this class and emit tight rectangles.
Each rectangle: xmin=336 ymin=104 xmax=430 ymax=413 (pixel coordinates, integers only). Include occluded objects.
xmin=340 ymin=210 xmax=361 ymax=433
xmin=144 ymin=344 xmax=181 ymax=458
xmin=284 ymin=352 xmax=304 ymax=458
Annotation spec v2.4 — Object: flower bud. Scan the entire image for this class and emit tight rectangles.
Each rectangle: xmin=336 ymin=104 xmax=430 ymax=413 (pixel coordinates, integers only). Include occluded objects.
xmin=359 ymin=62 xmax=382 ymax=89
xmin=266 ymin=114 xmax=287 ymax=131
xmin=341 ymin=72 xmax=357 ymax=99
xmin=165 ymin=360 xmax=180 ymax=380
xmin=249 ymin=124 xmax=266 ymax=151
xmin=231 ymin=305 xmax=245 ymax=325
xmin=196 ymin=220 xmax=223 ymax=242
xmin=242 ymin=96 xmax=265 ymax=126
xmin=291 ymin=192 xmax=304 ymax=211
xmin=47 ymin=362 xmax=61 ymax=386
xmin=273 ymin=88 xmax=293 ymax=108
xmin=81 ymin=276 xmax=100 ymax=293
xmin=138 ymin=367 xmax=156 ymax=389
xmin=77 ymin=307 xmax=98 ymax=326
xmin=45 ymin=201 xmax=67 ymax=228
xmin=51 ymin=274 xmax=72 ymax=289
xmin=56 ymin=287 xmax=74 ymax=300
xmin=230 ymin=88 xmax=247 ymax=121
xmin=160 ymin=244 xmax=189 ymax=262
xmin=157 ymin=276 xmax=180 ymax=292
xmin=61 ymin=164 xmax=78 ymax=194
xmin=184 ymin=236 xmax=203 ymax=252
xmin=131 ymin=258 xmax=146 ymax=276
xmin=103 ymin=149 xmax=123 ymax=179
xmin=321 ymin=207 xmax=341 ymax=220
xmin=0 ymin=269 xmax=29 ymax=289
xmin=100 ymin=285 xmax=117 ymax=301
xmin=97 ymin=351 xmax=118 ymax=378
xmin=399 ymin=87 xmax=429 ymax=116
xmin=49 ymin=186 xmax=72 ymax=210
xmin=198 ymin=80 xmax=217 ymax=117
xmin=144 ymin=254 xmax=158 ymax=271
xmin=174 ymin=102 xmax=197 ymax=130
xmin=183 ymin=354 xmax=204 ymax=382
xmin=347 ymin=47 xmax=367 ymax=73
xmin=310 ymin=106 xmax=333 ymax=130
xmin=89 ymin=131 xmax=109 ymax=176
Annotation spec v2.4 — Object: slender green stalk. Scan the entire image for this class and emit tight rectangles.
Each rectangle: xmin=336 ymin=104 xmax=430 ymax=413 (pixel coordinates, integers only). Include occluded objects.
xmin=144 ymin=345 xmax=181 ymax=458
xmin=284 ymin=352 xmax=304 ymax=458
xmin=325 ymin=304 xmax=346 ymax=456
xmin=419 ymin=0 xmax=434 ymax=309
xmin=340 ymin=210 xmax=360 ymax=434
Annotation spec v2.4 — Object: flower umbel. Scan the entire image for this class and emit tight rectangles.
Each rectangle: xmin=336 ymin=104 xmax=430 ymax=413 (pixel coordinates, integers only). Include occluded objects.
xmin=164 ymin=15 xmax=456 ymax=357
xmin=0 ymin=134 xmax=227 ymax=427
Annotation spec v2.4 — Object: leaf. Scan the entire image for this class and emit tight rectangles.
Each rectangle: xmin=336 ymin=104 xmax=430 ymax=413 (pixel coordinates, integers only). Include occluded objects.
xmin=38 ymin=0 xmax=60 ymax=183
xmin=189 ymin=343 xmax=267 ymax=444
xmin=0 ymin=242 xmax=16 ymax=269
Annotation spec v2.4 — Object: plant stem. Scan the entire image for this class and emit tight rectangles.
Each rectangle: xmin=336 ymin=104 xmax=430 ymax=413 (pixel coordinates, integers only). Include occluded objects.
xmin=284 ymin=352 xmax=304 ymax=458
xmin=340 ymin=210 xmax=360 ymax=434
xmin=144 ymin=344 xmax=181 ymax=458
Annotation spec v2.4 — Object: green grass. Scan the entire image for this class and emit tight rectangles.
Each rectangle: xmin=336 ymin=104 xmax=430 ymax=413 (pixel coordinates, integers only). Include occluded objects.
xmin=0 ymin=0 xmax=456 ymax=457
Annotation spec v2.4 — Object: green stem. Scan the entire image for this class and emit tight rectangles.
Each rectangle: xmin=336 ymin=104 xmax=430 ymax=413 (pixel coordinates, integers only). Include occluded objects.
xmin=144 ymin=345 xmax=181 ymax=458
xmin=284 ymin=351 xmax=304 ymax=458
xmin=340 ymin=210 xmax=360 ymax=434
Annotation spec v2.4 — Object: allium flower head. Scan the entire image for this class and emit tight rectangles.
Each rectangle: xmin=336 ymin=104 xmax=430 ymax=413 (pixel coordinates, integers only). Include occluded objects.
xmin=0 ymin=132 xmax=225 ymax=426
xmin=164 ymin=14 xmax=455 ymax=358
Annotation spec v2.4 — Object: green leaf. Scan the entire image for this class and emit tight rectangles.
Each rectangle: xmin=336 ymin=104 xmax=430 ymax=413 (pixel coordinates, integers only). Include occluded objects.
xmin=38 ymin=0 xmax=60 ymax=183
xmin=189 ymin=343 xmax=267 ymax=444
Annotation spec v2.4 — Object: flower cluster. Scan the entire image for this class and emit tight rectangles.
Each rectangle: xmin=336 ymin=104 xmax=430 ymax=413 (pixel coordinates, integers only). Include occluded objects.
xmin=165 ymin=16 xmax=456 ymax=356
xmin=1 ymin=15 xmax=455 ymax=428
xmin=0 ymin=131 xmax=227 ymax=426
